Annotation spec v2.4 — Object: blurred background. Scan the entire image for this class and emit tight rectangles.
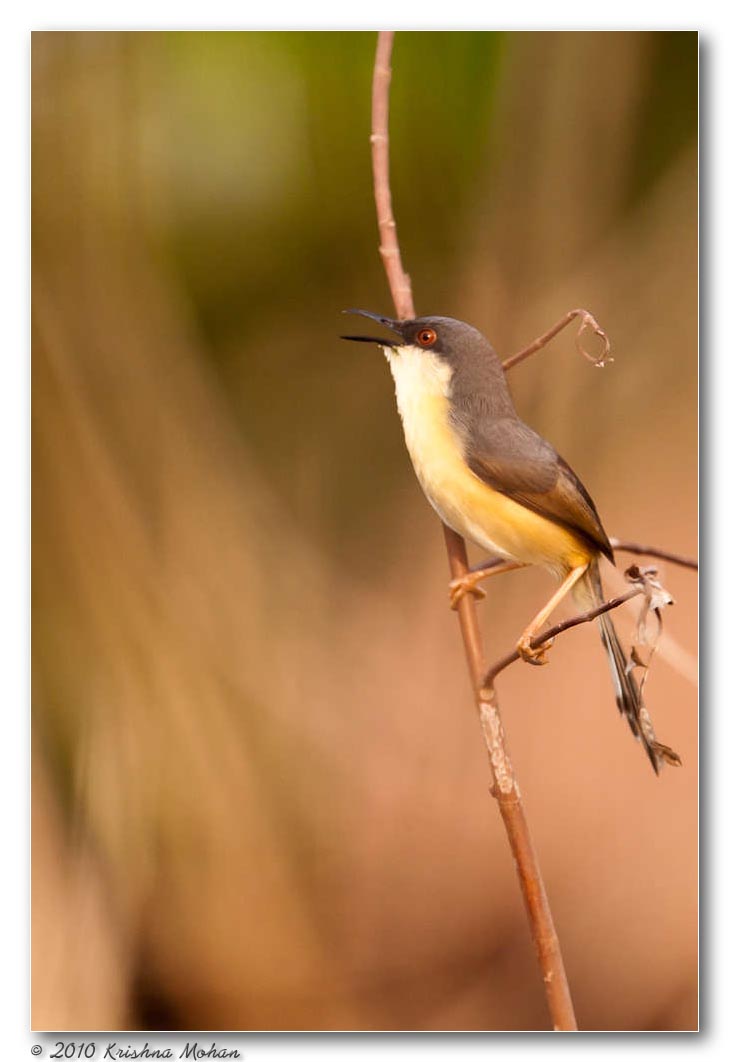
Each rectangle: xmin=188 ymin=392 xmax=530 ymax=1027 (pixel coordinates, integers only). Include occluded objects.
xmin=31 ymin=31 xmax=697 ymax=1031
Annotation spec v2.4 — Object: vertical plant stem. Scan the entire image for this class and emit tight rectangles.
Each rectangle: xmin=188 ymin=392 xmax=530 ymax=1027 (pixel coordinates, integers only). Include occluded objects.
xmin=370 ymin=30 xmax=577 ymax=1031
xmin=371 ymin=32 xmax=415 ymax=319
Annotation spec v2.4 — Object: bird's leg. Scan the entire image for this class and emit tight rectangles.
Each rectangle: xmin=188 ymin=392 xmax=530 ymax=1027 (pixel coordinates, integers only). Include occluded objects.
xmin=449 ymin=558 xmax=526 ymax=610
xmin=517 ymin=563 xmax=589 ymax=665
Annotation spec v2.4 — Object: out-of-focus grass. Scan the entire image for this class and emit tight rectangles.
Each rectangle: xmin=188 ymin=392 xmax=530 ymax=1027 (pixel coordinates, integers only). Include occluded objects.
xmin=32 ymin=31 xmax=697 ymax=1031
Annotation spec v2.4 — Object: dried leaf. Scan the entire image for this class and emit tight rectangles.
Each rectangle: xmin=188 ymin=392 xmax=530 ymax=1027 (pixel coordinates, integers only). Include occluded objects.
xmin=630 ymin=645 xmax=652 ymax=670
xmin=623 ymin=564 xmax=675 ymax=702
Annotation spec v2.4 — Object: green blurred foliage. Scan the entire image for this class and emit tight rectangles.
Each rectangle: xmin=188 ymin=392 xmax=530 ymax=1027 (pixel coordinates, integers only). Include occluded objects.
xmin=627 ymin=31 xmax=698 ymax=206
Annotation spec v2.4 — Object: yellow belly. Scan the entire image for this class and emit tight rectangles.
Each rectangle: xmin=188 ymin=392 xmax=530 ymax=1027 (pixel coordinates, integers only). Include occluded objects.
xmin=388 ymin=349 xmax=590 ymax=575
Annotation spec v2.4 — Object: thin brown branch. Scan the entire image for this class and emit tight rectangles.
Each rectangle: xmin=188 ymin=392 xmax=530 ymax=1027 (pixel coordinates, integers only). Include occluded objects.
xmin=370 ymin=32 xmax=577 ymax=1032
xmin=610 ymin=539 xmax=698 ymax=571
xmin=371 ymin=33 xmax=414 ymax=321
xmin=502 ymin=308 xmax=612 ymax=372
xmin=481 ymin=586 xmax=643 ymax=694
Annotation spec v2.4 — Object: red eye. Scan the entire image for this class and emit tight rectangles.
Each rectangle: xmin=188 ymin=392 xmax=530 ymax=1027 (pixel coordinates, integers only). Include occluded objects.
xmin=417 ymin=327 xmax=437 ymax=347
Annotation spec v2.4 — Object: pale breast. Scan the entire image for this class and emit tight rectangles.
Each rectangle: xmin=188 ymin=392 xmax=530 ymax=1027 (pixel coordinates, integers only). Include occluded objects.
xmin=385 ymin=345 xmax=590 ymax=572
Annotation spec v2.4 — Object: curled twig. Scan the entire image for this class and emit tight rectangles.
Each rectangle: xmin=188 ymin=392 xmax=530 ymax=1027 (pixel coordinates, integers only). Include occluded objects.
xmin=502 ymin=307 xmax=612 ymax=372
xmin=575 ymin=310 xmax=612 ymax=366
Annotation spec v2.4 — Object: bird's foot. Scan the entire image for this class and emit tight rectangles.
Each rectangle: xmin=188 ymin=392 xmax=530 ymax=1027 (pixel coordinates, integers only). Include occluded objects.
xmin=449 ymin=572 xmax=488 ymax=610
xmin=516 ymin=635 xmax=555 ymax=666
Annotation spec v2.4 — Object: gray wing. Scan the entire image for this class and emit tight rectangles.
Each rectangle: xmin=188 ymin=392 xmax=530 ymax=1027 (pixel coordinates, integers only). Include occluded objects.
xmin=462 ymin=416 xmax=614 ymax=561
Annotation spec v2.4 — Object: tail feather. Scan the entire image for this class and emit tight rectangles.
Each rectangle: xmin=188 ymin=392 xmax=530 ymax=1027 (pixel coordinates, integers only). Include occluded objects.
xmin=598 ymin=606 xmax=662 ymax=773
xmin=579 ymin=561 xmax=680 ymax=774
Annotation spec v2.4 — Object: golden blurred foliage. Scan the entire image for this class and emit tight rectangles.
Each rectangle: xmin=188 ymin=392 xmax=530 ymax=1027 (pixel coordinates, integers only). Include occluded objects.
xmin=32 ymin=31 xmax=697 ymax=1030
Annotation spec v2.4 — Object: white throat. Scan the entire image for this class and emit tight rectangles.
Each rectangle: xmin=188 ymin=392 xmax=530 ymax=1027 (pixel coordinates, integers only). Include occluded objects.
xmin=384 ymin=343 xmax=454 ymax=423
xmin=382 ymin=343 xmax=464 ymax=516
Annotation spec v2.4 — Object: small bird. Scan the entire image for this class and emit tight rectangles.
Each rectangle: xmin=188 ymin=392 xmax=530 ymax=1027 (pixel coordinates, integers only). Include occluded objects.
xmin=342 ymin=310 xmax=679 ymax=773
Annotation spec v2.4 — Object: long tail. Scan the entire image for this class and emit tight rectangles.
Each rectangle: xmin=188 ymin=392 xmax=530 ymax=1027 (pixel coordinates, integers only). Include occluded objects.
xmin=577 ymin=560 xmax=680 ymax=774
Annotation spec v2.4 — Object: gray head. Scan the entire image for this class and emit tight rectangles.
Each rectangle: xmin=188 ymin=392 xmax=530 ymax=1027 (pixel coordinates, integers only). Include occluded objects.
xmin=341 ymin=309 xmax=514 ymax=415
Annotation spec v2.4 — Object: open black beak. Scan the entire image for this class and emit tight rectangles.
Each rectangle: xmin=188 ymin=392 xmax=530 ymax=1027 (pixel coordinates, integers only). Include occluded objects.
xmin=340 ymin=308 xmax=404 ymax=348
